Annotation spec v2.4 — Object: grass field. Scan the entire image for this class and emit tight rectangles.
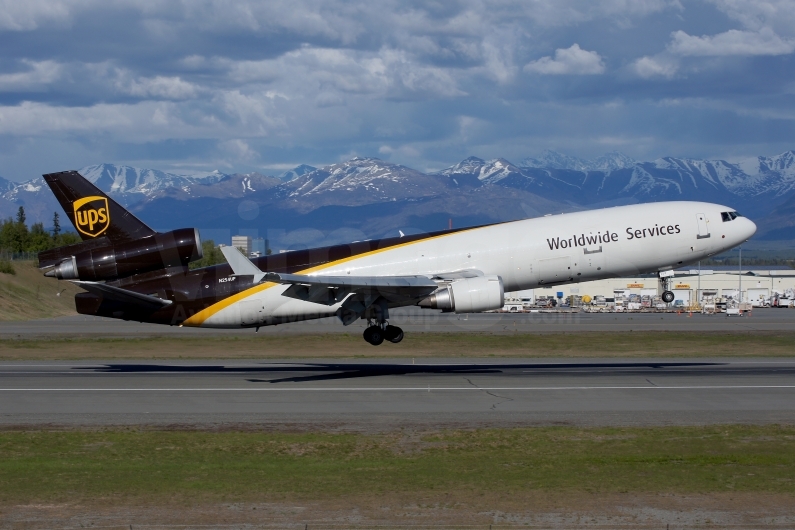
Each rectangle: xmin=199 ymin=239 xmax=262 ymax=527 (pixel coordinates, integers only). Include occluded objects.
xmin=1 ymin=425 xmax=793 ymax=502
xmin=0 ymin=425 xmax=793 ymax=527
xmin=0 ymin=261 xmax=81 ymax=321
xmin=1 ymin=330 xmax=794 ymax=359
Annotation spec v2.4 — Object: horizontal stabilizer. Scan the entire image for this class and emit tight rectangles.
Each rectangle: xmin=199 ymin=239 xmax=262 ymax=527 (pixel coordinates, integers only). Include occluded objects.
xmin=220 ymin=246 xmax=266 ymax=283
xmin=73 ymin=281 xmax=172 ymax=310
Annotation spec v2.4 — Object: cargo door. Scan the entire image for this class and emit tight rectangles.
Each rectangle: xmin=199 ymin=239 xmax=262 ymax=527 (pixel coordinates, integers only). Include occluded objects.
xmin=536 ymin=256 xmax=572 ymax=286
xmin=696 ymin=213 xmax=710 ymax=239
xmin=583 ymin=246 xmax=604 ymax=279
xmin=240 ymin=299 xmax=264 ymax=326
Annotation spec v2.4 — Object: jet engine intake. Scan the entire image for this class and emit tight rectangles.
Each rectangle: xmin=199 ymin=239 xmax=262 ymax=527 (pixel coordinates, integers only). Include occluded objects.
xmin=46 ymin=228 xmax=203 ymax=281
xmin=419 ymin=275 xmax=504 ymax=313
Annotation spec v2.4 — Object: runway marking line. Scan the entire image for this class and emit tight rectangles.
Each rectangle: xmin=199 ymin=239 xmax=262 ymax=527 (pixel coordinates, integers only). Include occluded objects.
xmin=1 ymin=385 xmax=795 ymax=391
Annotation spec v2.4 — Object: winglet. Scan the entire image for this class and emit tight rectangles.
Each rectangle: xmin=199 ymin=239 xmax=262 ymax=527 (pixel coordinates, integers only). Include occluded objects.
xmin=220 ymin=246 xmax=266 ymax=283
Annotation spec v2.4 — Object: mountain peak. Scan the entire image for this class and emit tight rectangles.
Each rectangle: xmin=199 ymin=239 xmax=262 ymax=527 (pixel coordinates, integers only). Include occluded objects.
xmin=590 ymin=151 xmax=637 ymax=171
xmin=521 ymin=150 xmax=591 ymax=171
xmin=435 ymin=156 xmax=486 ymax=176
xmin=521 ymin=150 xmax=635 ymax=172
xmin=279 ymin=164 xmax=317 ymax=181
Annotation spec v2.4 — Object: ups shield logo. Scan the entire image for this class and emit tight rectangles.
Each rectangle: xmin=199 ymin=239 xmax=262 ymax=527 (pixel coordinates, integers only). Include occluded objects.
xmin=73 ymin=196 xmax=110 ymax=237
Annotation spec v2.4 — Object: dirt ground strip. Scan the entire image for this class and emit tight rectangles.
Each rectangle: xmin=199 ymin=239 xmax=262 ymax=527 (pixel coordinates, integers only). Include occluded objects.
xmin=3 ymin=493 xmax=795 ymax=529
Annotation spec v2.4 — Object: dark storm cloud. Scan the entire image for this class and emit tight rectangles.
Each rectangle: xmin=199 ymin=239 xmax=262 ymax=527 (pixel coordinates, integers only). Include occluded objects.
xmin=0 ymin=0 xmax=794 ymax=179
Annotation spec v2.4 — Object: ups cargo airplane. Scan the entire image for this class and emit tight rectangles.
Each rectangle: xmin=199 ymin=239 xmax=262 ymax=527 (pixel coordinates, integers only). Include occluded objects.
xmin=38 ymin=170 xmax=756 ymax=345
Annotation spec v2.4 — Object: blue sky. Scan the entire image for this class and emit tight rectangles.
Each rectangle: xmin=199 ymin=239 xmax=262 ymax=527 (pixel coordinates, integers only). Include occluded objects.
xmin=1 ymin=0 xmax=794 ymax=180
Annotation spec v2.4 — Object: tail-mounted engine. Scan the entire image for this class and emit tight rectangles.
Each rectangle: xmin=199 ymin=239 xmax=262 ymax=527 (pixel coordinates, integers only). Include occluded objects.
xmin=419 ymin=275 xmax=504 ymax=313
xmin=43 ymin=228 xmax=203 ymax=281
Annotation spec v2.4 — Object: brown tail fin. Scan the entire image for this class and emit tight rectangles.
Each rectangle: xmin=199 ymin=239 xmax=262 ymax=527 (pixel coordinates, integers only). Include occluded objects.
xmin=42 ymin=170 xmax=156 ymax=243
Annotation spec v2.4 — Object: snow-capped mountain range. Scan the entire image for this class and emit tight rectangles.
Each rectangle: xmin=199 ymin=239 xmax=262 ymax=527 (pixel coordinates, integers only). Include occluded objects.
xmin=521 ymin=150 xmax=638 ymax=172
xmin=2 ymin=150 xmax=795 ymax=244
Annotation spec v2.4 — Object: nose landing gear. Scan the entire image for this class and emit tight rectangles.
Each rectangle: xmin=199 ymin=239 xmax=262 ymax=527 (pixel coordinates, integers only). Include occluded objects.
xmin=363 ymin=321 xmax=404 ymax=345
xmin=658 ymin=270 xmax=676 ymax=305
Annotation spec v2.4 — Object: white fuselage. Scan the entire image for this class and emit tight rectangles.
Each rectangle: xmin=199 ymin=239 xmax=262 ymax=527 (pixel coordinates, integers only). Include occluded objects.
xmin=184 ymin=201 xmax=756 ymax=328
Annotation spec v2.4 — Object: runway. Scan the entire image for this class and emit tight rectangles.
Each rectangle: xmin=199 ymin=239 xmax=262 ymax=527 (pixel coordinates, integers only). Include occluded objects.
xmin=2 ymin=358 xmax=794 ymax=428
xmin=2 ymin=307 xmax=795 ymax=338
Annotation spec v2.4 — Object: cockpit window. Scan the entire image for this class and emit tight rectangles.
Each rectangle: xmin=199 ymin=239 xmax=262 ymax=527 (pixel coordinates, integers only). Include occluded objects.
xmin=722 ymin=211 xmax=742 ymax=222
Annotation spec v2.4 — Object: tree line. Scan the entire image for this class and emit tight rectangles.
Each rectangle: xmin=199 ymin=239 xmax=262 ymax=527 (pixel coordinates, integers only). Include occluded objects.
xmin=0 ymin=206 xmax=228 ymax=271
xmin=0 ymin=206 xmax=80 ymax=254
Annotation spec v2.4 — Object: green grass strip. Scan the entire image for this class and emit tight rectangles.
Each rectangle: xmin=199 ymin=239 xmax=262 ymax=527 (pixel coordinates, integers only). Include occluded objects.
xmin=1 ymin=425 xmax=794 ymax=503
xmin=2 ymin=331 xmax=795 ymax=359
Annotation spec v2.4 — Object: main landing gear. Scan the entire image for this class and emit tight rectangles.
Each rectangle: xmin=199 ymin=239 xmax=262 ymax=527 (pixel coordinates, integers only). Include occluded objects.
xmin=361 ymin=297 xmax=403 ymax=346
xmin=363 ymin=321 xmax=404 ymax=346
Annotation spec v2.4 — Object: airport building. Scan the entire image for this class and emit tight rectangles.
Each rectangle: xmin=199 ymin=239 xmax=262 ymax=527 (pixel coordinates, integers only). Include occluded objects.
xmin=251 ymin=238 xmax=268 ymax=257
xmin=231 ymin=235 xmax=251 ymax=256
xmin=505 ymin=266 xmax=795 ymax=309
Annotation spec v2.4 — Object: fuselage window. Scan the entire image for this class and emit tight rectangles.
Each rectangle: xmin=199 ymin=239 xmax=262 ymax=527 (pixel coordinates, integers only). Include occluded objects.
xmin=730 ymin=211 xmax=741 ymax=219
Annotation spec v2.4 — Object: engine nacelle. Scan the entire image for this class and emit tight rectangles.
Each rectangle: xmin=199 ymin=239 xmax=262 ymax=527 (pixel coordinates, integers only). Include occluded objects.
xmin=419 ymin=275 xmax=504 ymax=313
xmin=46 ymin=228 xmax=203 ymax=281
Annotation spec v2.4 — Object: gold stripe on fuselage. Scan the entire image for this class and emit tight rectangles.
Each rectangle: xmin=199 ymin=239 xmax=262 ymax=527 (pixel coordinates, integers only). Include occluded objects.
xmin=182 ymin=227 xmax=480 ymax=327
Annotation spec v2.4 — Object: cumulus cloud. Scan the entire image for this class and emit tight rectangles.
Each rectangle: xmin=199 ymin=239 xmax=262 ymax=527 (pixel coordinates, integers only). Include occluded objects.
xmin=0 ymin=0 xmax=791 ymax=179
xmin=0 ymin=0 xmax=74 ymax=31
xmin=0 ymin=60 xmax=63 ymax=91
xmin=215 ymin=90 xmax=281 ymax=131
xmin=0 ymin=101 xmax=148 ymax=135
xmin=0 ymin=97 xmax=276 ymax=140
xmin=708 ymin=0 xmax=795 ymax=37
xmin=220 ymin=139 xmax=258 ymax=161
xmin=669 ymin=27 xmax=795 ymax=56
xmin=631 ymin=55 xmax=678 ymax=78
xmin=122 ymin=76 xmax=199 ymax=100
xmin=224 ymin=46 xmax=465 ymax=100
xmin=524 ymin=44 xmax=606 ymax=75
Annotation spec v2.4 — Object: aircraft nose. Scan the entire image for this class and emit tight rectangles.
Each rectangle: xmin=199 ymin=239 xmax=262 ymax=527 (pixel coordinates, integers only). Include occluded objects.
xmin=742 ymin=217 xmax=757 ymax=241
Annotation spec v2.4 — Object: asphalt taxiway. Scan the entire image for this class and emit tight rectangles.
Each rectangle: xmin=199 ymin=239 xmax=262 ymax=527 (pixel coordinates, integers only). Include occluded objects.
xmin=2 ymin=308 xmax=795 ymax=338
xmin=2 ymin=358 xmax=794 ymax=428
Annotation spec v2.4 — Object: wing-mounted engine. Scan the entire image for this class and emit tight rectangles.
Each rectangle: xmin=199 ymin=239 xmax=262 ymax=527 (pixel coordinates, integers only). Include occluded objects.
xmin=419 ymin=275 xmax=504 ymax=313
xmin=41 ymin=228 xmax=203 ymax=281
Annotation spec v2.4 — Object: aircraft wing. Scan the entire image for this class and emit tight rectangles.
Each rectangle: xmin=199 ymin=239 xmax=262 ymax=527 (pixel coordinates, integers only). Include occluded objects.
xmin=264 ymin=272 xmax=438 ymax=305
xmin=430 ymin=269 xmax=484 ymax=280
xmin=73 ymin=281 xmax=173 ymax=309
xmin=219 ymin=244 xmax=439 ymax=305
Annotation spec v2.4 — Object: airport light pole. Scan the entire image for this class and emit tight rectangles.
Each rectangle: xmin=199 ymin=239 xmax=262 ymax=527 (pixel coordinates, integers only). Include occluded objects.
xmin=697 ymin=260 xmax=701 ymax=309
xmin=738 ymin=247 xmax=742 ymax=303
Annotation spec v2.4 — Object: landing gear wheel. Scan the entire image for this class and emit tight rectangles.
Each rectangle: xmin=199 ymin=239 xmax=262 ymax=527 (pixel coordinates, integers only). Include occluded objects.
xmin=662 ymin=290 xmax=675 ymax=303
xmin=363 ymin=325 xmax=384 ymax=346
xmin=384 ymin=325 xmax=404 ymax=343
